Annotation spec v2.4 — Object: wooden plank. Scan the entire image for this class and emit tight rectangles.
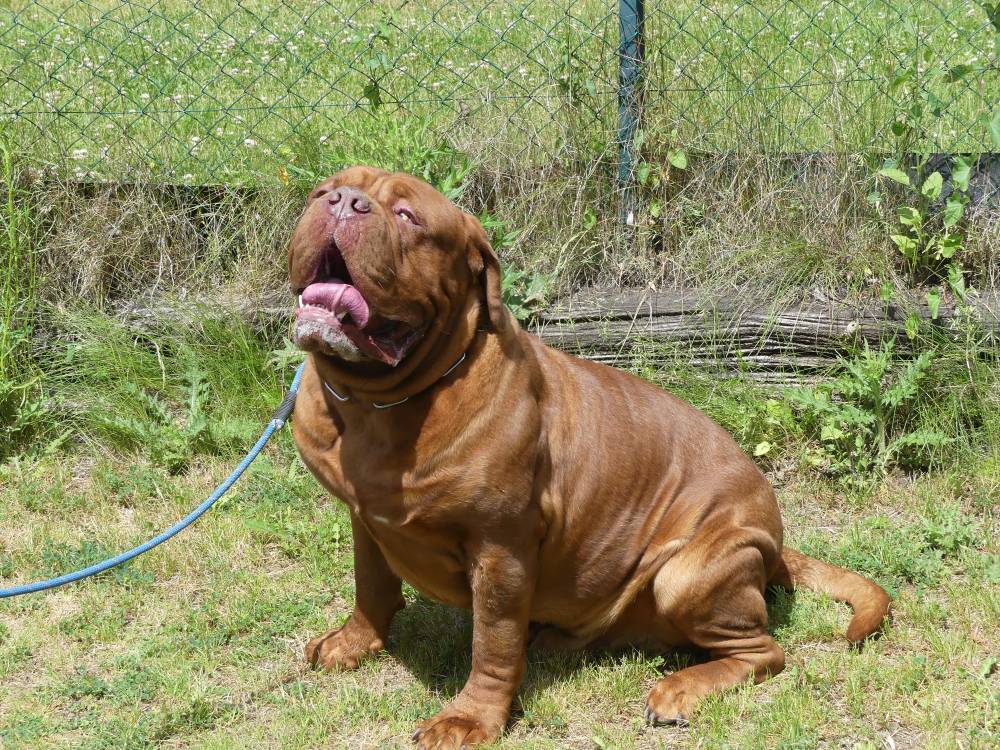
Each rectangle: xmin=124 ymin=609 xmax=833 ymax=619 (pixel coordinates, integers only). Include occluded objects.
xmin=119 ymin=287 xmax=1000 ymax=381
xmin=530 ymin=289 xmax=1000 ymax=376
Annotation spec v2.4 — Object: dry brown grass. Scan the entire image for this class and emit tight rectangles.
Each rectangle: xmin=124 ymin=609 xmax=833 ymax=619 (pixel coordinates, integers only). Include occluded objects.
xmin=20 ymin=145 xmax=1000 ymax=318
xmin=31 ymin=177 xmax=297 ymax=307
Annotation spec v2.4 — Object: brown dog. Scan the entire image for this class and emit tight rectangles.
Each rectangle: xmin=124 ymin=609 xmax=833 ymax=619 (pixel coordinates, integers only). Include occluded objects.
xmin=288 ymin=166 xmax=890 ymax=748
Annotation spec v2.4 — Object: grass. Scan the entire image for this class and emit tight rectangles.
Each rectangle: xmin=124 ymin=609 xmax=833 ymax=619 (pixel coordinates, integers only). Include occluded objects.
xmin=0 ymin=134 xmax=45 ymax=456
xmin=1 ymin=315 xmax=998 ymax=749
xmin=1 ymin=0 xmax=996 ymax=185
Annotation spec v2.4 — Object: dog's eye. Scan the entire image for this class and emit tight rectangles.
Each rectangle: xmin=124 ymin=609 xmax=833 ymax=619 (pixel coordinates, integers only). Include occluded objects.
xmin=396 ymin=208 xmax=418 ymax=225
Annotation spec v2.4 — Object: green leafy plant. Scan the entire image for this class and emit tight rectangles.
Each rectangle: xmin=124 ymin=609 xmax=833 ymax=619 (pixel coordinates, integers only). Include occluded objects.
xmin=977 ymin=3 xmax=1000 ymax=63
xmin=749 ymin=398 xmax=797 ymax=461
xmin=554 ymin=29 xmax=598 ymax=107
xmin=630 ymin=128 xmax=688 ymax=221
xmin=823 ymin=500 xmax=980 ymax=592
xmin=787 ymin=340 xmax=951 ymax=483
xmin=90 ymin=369 xmax=249 ymax=474
xmin=873 ymin=23 xmax=992 ymax=309
xmin=283 ymin=115 xmax=471 ymax=202
xmin=244 ymin=509 xmax=342 ymax=561
xmin=877 ymin=157 xmax=973 ymax=305
xmin=358 ymin=17 xmax=393 ymax=111
xmin=38 ymin=539 xmax=153 ymax=587
xmin=0 ymin=349 xmax=45 ymax=460
xmin=478 ymin=211 xmax=552 ymax=323
xmin=501 ymin=265 xmax=552 ymax=323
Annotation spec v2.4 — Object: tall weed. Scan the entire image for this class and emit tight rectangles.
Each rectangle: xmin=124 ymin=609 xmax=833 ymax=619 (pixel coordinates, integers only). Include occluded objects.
xmin=0 ymin=138 xmax=43 ymax=458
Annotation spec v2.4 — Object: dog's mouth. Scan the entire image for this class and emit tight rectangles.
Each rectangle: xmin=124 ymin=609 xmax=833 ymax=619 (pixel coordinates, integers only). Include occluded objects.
xmin=293 ymin=242 xmax=421 ymax=366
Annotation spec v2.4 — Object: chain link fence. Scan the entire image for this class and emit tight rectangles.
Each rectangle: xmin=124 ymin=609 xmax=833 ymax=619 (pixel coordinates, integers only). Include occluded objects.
xmin=1 ymin=1 xmax=997 ymax=188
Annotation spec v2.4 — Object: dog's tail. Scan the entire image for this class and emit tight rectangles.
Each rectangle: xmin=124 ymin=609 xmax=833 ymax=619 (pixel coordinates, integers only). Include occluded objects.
xmin=771 ymin=547 xmax=891 ymax=644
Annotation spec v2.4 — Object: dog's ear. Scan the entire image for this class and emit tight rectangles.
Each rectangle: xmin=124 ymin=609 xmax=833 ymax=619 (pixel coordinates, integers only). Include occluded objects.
xmin=465 ymin=213 xmax=508 ymax=332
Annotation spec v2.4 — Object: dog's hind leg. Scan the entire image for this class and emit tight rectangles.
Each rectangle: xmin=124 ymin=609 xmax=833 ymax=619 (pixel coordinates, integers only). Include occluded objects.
xmin=643 ymin=533 xmax=785 ymax=725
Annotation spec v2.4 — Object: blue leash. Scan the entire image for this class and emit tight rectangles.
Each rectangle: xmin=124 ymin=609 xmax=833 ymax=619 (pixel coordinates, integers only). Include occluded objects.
xmin=0 ymin=361 xmax=308 ymax=599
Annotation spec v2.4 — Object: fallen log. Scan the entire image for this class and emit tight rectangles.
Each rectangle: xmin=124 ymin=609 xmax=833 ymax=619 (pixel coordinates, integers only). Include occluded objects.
xmin=117 ymin=287 xmax=1000 ymax=383
xmin=531 ymin=288 xmax=1000 ymax=380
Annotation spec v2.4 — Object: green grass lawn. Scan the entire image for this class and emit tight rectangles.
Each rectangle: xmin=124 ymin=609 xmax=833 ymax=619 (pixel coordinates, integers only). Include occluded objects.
xmin=0 ymin=0 xmax=996 ymax=184
xmin=1 ymin=315 xmax=997 ymax=749
xmin=0 ymin=428 xmax=996 ymax=749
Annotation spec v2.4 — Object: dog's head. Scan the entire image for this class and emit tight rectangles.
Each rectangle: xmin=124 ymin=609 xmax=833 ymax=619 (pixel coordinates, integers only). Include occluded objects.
xmin=288 ymin=166 xmax=504 ymax=366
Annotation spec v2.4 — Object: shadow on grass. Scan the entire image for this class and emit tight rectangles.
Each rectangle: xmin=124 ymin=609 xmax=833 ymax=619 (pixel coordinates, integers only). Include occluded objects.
xmin=765 ymin=585 xmax=798 ymax=636
xmin=383 ymin=589 xmax=796 ymax=722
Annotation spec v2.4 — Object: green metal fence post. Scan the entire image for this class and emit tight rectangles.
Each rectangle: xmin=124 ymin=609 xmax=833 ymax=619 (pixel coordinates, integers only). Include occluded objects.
xmin=618 ymin=0 xmax=645 ymax=225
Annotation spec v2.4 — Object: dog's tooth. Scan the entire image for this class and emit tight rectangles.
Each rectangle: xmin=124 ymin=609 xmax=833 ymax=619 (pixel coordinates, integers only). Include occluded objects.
xmin=298 ymin=294 xmax=304 ymax=308
xmin=336 ymin=311 xmax=347 ymax=321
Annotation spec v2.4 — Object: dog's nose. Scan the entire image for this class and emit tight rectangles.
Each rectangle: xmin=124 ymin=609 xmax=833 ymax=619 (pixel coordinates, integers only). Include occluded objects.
xmin=328 ymin=187 xmax=371 ymax=219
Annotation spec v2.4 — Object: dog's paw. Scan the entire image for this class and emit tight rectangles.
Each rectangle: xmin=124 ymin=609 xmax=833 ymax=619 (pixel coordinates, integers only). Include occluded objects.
xmin=644 ymin=675 xmax=699 ymax=727
xmin=411 ymin=707 xmax=502 ymax=749
xmin=304 ymin=620 xmax=384 ymax=671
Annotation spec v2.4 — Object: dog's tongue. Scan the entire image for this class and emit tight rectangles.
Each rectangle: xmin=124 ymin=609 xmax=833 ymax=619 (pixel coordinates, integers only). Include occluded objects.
xmin=301 ymin=281 xmax=370 ymax=329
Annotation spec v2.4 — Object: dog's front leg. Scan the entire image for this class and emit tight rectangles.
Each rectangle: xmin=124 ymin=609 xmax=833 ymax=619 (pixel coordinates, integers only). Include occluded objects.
xmin=413 ymin=540 xmax=535 ymax=750
xmin=305 ymin=510 xmax=404 ymax=671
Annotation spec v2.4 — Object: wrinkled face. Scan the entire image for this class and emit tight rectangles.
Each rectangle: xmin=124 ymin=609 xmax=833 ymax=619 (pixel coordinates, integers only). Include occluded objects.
xmin=288 ymin=167 xmax=477 ymax=366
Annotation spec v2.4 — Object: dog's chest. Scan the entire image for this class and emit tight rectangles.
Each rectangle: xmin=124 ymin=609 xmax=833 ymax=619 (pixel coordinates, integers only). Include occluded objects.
xmin=305 ymin=393 xmax=498 ymax=512
xmin=297 ymin=415 xmax=486 ymax=604
xmin=344 ymin=470 xmax=479 ymax=607
xmin=294 ymin=377 xmax=540 ymax=606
